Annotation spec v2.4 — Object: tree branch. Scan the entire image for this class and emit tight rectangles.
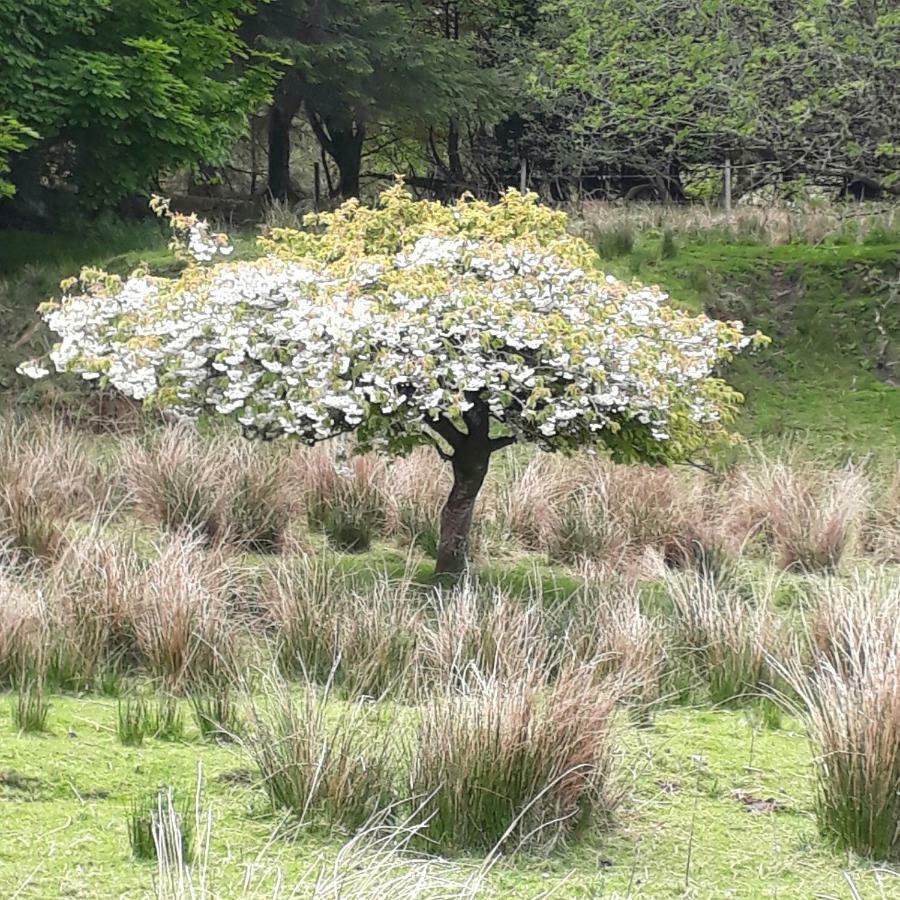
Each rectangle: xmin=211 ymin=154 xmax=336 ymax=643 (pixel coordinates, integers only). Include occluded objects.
xmin=423 ymin=415 xmax=464 ymax=452
xmin=489 ymin=435 xmax=517 ymax=452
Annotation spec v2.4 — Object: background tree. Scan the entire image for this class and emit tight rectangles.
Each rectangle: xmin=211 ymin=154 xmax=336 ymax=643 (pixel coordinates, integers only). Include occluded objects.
xmin=19 ymin=187 xmax=762 ymax=572
xmin=528 ymin=0 xmax=899 ymax=199
xmin=0 ymin=117 xmax=36 ymax=199
xmin=0 ymin=0 xmax=276 ymax=220
xmin=246 ymin=0 xmax=499 ymax=200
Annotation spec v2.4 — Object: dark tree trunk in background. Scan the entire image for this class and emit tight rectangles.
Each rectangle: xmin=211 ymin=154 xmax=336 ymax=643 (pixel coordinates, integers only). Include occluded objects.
xmin=435 ymin=442 xmax=492 ymax=575
xmin=267 ymin=105 xmax=293 ymax=201
xmin=307 ymin=108 xmax=365 ymax=200
xmin=266 ymin=75 xmax=304 ymax=202
xmin=328 ymin=124 xmax=365 ymax=199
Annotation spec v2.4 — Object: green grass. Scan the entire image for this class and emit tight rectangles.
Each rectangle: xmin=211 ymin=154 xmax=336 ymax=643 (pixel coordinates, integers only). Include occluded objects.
xmin=0 ymin=695 xmax=895 ymax=897
xmin=603 ymin=235 xmax=900 ymax=456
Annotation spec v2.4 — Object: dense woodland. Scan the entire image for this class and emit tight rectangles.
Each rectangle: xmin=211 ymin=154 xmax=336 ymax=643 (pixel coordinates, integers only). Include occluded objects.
xmin=2 ymin=0 xmax=899 ymax=227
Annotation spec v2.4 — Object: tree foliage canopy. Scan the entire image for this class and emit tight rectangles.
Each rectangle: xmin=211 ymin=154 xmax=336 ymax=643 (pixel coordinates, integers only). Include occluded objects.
xmin=20 ymin=186 xmax=761 ymax=464
xmin=0 ymin=0 xmax=275 ymax=207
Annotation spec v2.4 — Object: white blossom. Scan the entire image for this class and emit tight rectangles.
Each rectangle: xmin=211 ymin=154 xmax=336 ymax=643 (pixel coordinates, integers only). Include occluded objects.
xmin=22 ymin=187 xmax=764 ymax=461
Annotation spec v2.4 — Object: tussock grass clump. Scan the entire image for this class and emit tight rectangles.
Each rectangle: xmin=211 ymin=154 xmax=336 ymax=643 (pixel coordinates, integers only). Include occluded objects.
xmin=0 ymin=418 xmax=102 ymax=563
xmin=534 ymin=458 xmax=732 ymax=572
xmin=128 ymin=787 xmax=194 ymax=863
xmin=492 ymin=455 xmax=581 ymax=552
xmin=133 ymin=539 xmax=240 ymax=693
xmin=864 ymin=463 xmax=900 ymax=563
xmin=124 ymin=427 xmax=224 ymax=542
xmin=335 ymin=585 xmax=422 ymax=701
xmin=11 ymin=675 xmax=50 ymax=733
xmin=418 ymin=583 xmax=549 ymax=690
xmin=293 ymin=447 xmax=387 ymax=552
xmin=189 ymin=687 xmax=241 ymax=742
xmin=738 ymin=459 xmax=868 ymax=572
xmin=151 ymin=693 xmax=185 ymax=742
xmin=261 ymin=556 xmax=345 ymax=681
xmin=244 ymin=674 xmax=396 ymax=830
xmin=664 ymin=572 xmax=780 ymax=704
xmin=558 ymin=581 xmax=666 ymax=714
xmin=125 ymin=427 xmax=293 ymax=552
xmin=118 ymin=690 xmax=185 ymax=745
xmin=551 ymin=481 xmax=626 ymax=563
xmin=410 ymin=665 xmax=620 ymax=853
xmin=0 ymin=574 xmax=48 ymax=687
xmin=383 ymin=449 xmax=450 ymax=557
xmin=593 ymin=222 xmax=635 ymax=258
xmin=264 ymin=560 xmax=423 ymax=698
xmin=222 ymin=443 xmax=293 ymax=553
xmin=117 ymin=693 xmax=151 ymax=746
xmin=43 ymin=535 xmax=142 ymax=689
xmin=789 ymin=572 xmax=900 ymax=859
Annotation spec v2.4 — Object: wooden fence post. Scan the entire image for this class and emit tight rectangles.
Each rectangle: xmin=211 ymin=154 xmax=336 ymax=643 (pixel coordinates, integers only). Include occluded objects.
xmin=724 ymin=155 xmax=732 ymax=216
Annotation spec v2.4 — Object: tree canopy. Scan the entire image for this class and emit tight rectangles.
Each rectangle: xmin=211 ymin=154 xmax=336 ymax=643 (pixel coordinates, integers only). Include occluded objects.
xmin=0 ymin=0 xmax=275 ymax=214
xmin=19 ymin=186 xmax=763 ymax=569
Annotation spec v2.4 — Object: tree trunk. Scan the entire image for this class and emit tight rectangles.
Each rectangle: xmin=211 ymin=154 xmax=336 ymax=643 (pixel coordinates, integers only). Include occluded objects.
xmin=267 ymin=104 xmax=294 ymax=201
xmin=435 ymin=442 xmax=492 ymax=576
xmin=330 ymin=124 xmax=364 ymax=199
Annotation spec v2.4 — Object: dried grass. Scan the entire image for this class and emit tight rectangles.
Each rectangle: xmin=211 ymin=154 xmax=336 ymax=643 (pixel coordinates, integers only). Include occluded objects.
xmin=410 ymin=664 xmax=621 ymax=853
xmin=788 ymin=571 xmax=900 ymax=859
xmin=736 ymin=457 xmax=869 ymax=572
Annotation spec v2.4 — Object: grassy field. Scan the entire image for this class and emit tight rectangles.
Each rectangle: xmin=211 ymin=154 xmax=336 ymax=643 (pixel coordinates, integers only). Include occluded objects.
xmin=1 ymin=203 xmax=899 ymax=898
xmin=2 ymin=698 xmax=896 ymax=899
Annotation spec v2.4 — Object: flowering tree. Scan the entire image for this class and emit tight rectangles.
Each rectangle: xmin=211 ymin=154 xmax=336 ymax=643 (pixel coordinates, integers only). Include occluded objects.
xmin=19 ymin=186 xmax=763 ymax=573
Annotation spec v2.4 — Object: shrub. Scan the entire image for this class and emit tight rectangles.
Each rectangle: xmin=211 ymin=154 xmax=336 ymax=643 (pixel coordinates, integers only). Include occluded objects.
xmin=244 ymin=674 xmax=396 ymax=830
xmin=410 ymin=665 xmax=620 ymax=853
